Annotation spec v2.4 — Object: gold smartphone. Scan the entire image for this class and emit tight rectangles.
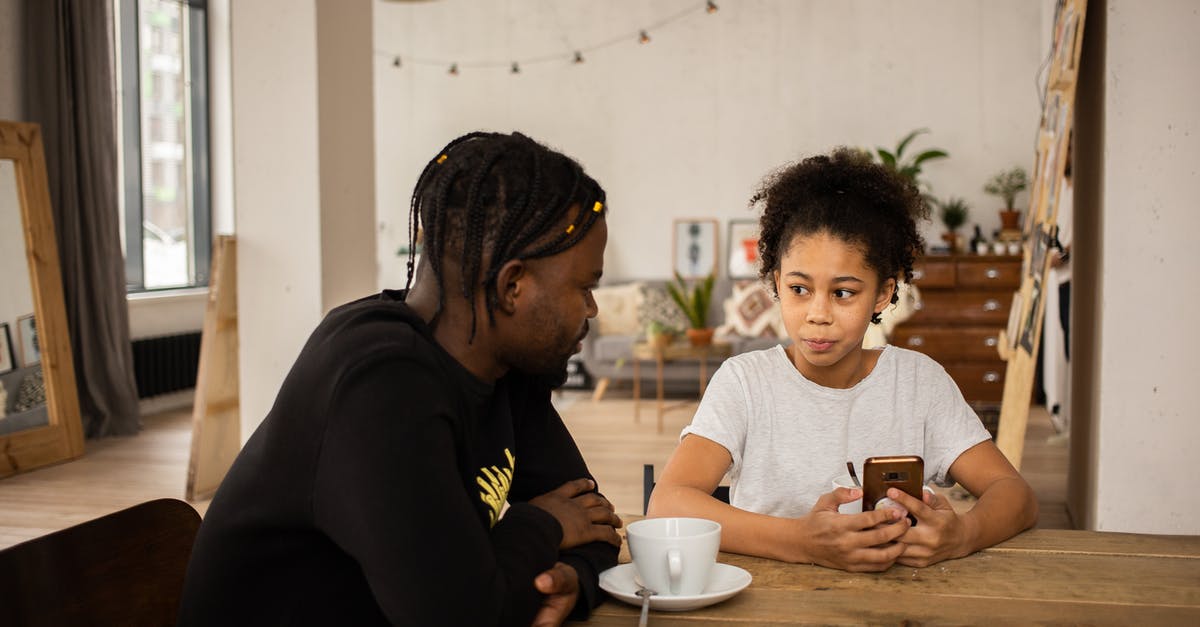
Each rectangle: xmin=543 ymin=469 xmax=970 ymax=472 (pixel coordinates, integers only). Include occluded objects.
xmin=861 ymin=455 xmax=924 ymax=513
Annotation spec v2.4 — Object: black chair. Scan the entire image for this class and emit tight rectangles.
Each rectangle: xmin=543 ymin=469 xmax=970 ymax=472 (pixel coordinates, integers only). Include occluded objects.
xmin=643 ymin=464 xmax=730 ymax=514
xmin=0 ymin=498 xmax=201 ymax=627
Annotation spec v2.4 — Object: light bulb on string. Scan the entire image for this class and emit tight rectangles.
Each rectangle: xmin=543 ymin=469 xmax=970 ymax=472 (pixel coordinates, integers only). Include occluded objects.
xmin=448 ymin=63 xmax=458 ymax=76
xmin=574 ymin=51 xmax=584 ymax=64
xmin=639 ymin=30 xmax=651 ymax=44
xmin=706 ymin=1 xmax=719 ymax=14
xmin=511 ymin=62 xmax=520 ymax=74
xmin=392 ymin=56 xmax=401 ymax=68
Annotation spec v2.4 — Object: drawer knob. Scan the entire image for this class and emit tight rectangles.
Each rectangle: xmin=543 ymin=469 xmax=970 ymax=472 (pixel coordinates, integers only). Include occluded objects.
xmin=983 ymin=299 xmax=1001 ymax=312
xmin=907 ymin=336 xmax=925 ymax=347
xmin=985 ymin=268 xmax=1000 ymax=279
xmin=983 ymin=371 xmax=1000 ymax=383
xmin=984 ymin=336 xmax=998 ymax=347
xmin=912 ymin=269 xmax=925 ymax=281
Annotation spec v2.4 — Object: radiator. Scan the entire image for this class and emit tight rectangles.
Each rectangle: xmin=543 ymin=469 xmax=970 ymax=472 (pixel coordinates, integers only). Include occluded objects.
xmin=131 ymin=331 xmax=202 ymax=399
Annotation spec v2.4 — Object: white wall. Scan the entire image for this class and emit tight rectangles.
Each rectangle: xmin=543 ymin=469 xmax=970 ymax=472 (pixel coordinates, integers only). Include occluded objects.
xmin=231 ymin=0 xmax=324 ymax=441
xmin=1087 ymin=0 xmax=1200 ymax=533
xmin=0 ymin=0 xmax=22 ymax=121
xmin=373 ymin=0 xmax=1047 ymax=287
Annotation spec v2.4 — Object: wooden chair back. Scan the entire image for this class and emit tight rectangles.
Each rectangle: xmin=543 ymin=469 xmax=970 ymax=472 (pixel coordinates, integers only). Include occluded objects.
xmin=0 ymin=498 xmax=201 ymax=626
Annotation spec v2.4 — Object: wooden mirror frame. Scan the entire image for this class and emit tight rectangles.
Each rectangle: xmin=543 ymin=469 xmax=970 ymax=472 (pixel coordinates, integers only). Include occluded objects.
xmin=0 ymin=121 xmax=84 ymax=477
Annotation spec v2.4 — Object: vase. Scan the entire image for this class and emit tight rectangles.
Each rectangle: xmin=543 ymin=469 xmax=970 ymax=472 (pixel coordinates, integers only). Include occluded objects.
xmin=686 ymin=328 xmax=715 ymax=347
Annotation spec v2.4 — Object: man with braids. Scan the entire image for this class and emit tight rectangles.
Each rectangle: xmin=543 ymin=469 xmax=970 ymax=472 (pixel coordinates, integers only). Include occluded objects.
xmin=180 ymin=132 xmax=621 ymax=626
xmin=648 ymin=148 xmax=1037 ymax=572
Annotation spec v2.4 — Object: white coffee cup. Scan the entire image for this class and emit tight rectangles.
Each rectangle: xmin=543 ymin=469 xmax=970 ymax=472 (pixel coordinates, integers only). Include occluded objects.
xmin=830 ymin=477 xmax=863 ymax=514
xmin=626 ymin=517 xmax=720 ymax=596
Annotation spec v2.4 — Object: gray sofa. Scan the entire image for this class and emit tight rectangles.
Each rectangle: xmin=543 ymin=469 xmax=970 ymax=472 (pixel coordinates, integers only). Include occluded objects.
xmin=579 ymin=277 xmax=786 ymax=397
xmin=1 ymin=364 xmax=50 ymax=435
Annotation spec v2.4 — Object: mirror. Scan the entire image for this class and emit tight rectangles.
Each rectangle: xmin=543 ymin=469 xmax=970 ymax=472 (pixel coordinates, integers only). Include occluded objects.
xmin=0 ymin=120 xmax=84 ymax=477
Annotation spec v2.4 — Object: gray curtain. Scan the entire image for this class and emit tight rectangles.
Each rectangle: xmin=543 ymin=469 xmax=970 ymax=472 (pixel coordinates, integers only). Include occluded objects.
xmin=23 ymin=0 xmax=140 ymax=437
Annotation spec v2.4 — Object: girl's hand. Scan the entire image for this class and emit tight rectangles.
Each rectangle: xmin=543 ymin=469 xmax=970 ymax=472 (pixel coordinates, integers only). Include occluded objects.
xmin=799 ymin=487 xmax=910 ymax=572
xmin=888 ymin=487 xmax=970 ymax=567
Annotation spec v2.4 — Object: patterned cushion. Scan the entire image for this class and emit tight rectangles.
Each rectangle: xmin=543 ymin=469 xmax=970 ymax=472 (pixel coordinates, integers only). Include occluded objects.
xmin=637 ymin=285 xmax=689 ymax=333
xmin=592 ymin=282 xmax=645 ymax=336
xmin=716 ymin=280 xmax=787 ymax=339
xmin=13 ymin=367 xmax=46 ymax=413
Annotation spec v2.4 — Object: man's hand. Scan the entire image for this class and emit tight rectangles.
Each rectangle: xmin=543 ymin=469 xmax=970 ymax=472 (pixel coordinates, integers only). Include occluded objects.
xmin=889 ymin=488 xmax=970 ymax=567
xmin=529 ymin=478 xmax=623 ymax=549
xmin=530 ymin=562 xmax=579 ymax=627
xmin=797 ymin=487 xmax=910 ymax=572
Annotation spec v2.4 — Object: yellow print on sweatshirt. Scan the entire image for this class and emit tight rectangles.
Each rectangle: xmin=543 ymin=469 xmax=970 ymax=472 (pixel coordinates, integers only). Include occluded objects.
xmin=477 ymin=448 xmax=515 ymax=527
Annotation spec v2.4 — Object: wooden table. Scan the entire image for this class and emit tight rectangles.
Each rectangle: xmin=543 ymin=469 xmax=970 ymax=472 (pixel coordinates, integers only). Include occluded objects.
xmin=583 ymin=528 xmax=1200 ymax=625
xmin=630 ymin=341 xmax=732 ymax=434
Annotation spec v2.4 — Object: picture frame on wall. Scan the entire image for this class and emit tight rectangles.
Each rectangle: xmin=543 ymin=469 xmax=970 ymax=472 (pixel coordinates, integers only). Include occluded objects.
xmin=17 ymin=313 xmax=39 ymax=367
xmin=0 ymin=322 xmax=15 ymax=375
xmin=673 ymin=218 xmax=718 ymax=279
xmin=727 ymin=219 xmax=761 ymax=280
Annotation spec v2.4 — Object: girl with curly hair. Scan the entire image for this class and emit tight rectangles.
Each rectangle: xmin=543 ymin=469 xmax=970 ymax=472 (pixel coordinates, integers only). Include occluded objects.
xmin=648 ymin=149 xmax=1037 ymax=572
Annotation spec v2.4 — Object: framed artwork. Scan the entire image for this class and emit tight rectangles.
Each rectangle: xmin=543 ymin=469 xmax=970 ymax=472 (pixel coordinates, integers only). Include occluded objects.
xmin=673 ymin=219 xmax=718 ymax=279
xmin=727 ymin=219 xmax=761 ymax=280
xmin=0 ymin=322 xmax=15 ymax=374
xmin=1019 ymin=278 xmax=1043 ymax=355
xmin=17 ymin=313 xmax=39 ymax=367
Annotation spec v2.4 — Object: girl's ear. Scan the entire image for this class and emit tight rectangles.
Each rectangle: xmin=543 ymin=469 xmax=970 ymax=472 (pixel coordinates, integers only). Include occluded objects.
xmin=494 ymin=259 xmax=527 ymax=314
xmin=874 ymin=277 xmax=897 ymax=316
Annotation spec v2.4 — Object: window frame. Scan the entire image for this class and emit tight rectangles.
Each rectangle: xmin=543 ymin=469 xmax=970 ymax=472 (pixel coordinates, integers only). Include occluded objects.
xmin=118 ymin=0 xmax=211 ymax=293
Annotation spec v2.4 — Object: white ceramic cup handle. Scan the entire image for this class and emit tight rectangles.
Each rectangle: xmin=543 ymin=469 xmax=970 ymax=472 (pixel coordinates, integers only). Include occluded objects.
xmin=666 ymin=548 xmax=683 ymax=595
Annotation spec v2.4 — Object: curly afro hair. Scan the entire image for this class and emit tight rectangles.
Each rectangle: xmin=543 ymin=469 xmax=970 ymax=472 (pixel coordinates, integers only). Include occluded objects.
xmin=751 ymin=147 xmax=927 ymax=323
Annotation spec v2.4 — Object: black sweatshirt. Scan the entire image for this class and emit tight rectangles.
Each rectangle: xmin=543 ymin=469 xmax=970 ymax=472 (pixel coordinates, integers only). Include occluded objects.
xmin=178 ymin=291 xmax=617 ymax=625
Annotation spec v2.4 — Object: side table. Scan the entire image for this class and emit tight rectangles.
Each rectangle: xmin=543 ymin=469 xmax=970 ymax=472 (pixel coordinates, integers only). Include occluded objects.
xmin=630 ymin=341 xmax=733 ymax=434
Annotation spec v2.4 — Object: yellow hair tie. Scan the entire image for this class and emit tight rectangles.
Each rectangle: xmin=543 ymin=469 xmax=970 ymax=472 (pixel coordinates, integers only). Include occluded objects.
xmin=565 ymin=224 xmax=576 ymax=234
xmin=436 ymin=154 xmax=448 ymax=164
xmin=592 ymin=201 xmax=603 ymax=213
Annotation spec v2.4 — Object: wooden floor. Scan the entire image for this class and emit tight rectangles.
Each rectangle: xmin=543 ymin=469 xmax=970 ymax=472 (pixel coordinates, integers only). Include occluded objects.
xmin=0 ymin=394 xmax=1070 ymax=549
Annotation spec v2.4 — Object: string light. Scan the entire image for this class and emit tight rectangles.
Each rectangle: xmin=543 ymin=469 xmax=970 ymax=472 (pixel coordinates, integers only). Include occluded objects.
xmin=379 ymin=1 xmax=722 ymax=75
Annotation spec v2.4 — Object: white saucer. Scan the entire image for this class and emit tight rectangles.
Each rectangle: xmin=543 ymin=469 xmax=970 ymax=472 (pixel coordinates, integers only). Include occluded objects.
xmin=598 ymin=562 xmax=752 ymax=612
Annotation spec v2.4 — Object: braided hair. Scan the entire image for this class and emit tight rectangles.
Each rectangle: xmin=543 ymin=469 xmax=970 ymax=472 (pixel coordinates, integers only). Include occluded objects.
xmin=406 ymin=131 xmax=607 ymax=340
xmin=751 ymin=147 xmax=927 ymax=324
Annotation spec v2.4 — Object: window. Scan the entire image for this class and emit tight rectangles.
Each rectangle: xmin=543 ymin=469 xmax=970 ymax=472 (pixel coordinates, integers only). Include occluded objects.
xmin=117 ymin=0 xmax=210 ymax=291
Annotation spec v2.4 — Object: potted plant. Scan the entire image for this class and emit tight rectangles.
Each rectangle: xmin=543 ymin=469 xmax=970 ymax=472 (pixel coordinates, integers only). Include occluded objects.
xmin=934 ymin=197 xmax=970 ymax=253
xmin=666 ymin=272 xmax=716 ymax=347
xmin=645 ymin=320 xmax=677 ymax=350
xmin=874 ymin=128 xmax=949 ymax=206
xmin=983 ymin=166 xmax=1028 ymax=231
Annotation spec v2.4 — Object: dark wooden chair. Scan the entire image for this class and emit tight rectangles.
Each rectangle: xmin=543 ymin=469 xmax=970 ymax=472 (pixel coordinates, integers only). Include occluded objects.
xmin=0 ymin=498 xmax=201 ymax=627
xmin=643 ymin=463 xmax=730 ymax=514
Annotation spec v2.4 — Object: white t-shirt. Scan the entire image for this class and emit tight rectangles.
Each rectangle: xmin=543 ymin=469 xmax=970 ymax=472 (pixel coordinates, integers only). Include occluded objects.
xmin=680 ymin=345 xmax=991 ymax=518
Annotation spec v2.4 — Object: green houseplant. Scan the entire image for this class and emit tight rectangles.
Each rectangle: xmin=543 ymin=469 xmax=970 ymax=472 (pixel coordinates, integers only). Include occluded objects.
xmin=666 ymin=272 xmax=716 ymax=347
xmin=875 ymin=128 xmax=949 ymax=197
xmin=934 ymin=197 xmax=970 ymax=253
xmin=645 ymin=319 xmax=678 ymax=350
xmin=984 ymin=166 xmax=1029 ymax=231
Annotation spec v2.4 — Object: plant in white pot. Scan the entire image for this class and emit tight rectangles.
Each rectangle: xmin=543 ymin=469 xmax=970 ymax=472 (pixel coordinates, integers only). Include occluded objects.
xmin=984 ymin=166 xmax=1028 ymax=231
xmin=666 ymin=272 xmax=716 ymax=347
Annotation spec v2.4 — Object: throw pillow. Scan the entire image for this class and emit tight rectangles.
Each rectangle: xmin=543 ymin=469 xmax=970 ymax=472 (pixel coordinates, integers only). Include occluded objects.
xmin=14 ymin=367 xmax=46 ymax=413
xmin=638 ymin=285 xmax=690 ymax=333
xmin=592 ymin=282 xmax=645 ymax=336
xmin=716 ymin=280 xmax=787 ymax=338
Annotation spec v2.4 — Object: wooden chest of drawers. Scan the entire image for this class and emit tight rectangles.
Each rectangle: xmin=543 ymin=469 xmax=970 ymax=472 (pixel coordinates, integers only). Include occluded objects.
xmin=892 ymin=254 xmax=1020 ymax=404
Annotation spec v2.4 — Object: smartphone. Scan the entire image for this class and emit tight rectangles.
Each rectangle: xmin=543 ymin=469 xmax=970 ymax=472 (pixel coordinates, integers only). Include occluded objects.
xmin=861 ymin=455 xmax=924 ymax=520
